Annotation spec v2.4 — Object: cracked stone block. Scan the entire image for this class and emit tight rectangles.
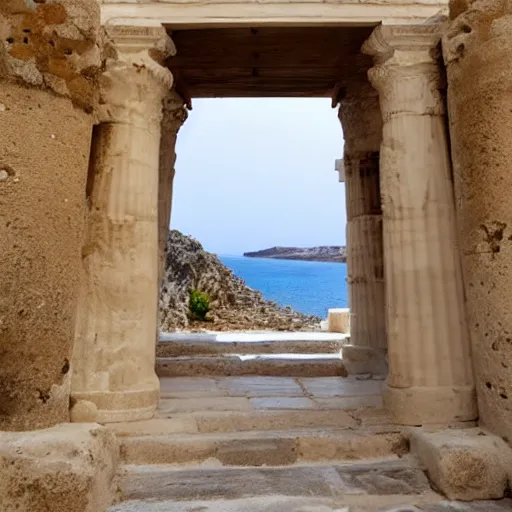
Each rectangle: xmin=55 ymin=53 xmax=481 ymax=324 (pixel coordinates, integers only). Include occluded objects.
xmin=410 ymin=428 xmax=512 ymax=501
xmin=0 ymin=423 xmax=119 ymax=512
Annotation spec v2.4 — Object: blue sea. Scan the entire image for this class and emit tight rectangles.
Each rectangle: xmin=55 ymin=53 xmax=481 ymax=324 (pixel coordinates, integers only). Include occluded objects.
xmin=219 ymin=255 xmax=348 ymax=318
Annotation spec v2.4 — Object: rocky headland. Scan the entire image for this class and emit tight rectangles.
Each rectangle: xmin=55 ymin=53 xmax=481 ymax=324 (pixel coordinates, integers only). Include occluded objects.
xmin=244 ymin=246 xmax=347 ymax=263
xmin=159 ymin=230 xmax=321 ymax=332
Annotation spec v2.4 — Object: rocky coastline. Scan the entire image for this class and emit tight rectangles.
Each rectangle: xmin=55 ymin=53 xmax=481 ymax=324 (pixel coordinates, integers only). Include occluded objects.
xmin=244 ymin=245 xmax=347 ymax=263
xmin=159 ymin=231 xmax=321 ymax=332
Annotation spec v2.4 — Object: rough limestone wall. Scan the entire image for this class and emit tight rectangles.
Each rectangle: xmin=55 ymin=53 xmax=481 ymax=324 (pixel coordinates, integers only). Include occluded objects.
xmin=0 ymin=0 xmax=102 ymax=430
xmin=160 ymin=230 xmax=321 ymax=331
xmin=443 ymin=0 xmax=512 ymax=440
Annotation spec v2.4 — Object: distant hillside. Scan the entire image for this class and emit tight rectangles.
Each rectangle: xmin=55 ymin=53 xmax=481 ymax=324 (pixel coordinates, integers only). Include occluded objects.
xmin=160 ymin=231 xmax=321 ymax=331
xmin=244 ymin=246 xmax=347 ymax=263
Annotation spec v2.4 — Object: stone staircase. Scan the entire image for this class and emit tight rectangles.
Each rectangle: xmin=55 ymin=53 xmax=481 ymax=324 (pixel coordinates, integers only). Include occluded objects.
xmin=108 ymin=333 xmax=512 ymax=511
xmin=156 ymin=331 xmax=349 ymax=377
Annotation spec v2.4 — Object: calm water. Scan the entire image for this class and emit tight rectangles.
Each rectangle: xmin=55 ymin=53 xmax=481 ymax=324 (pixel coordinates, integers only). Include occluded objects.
xmin=219 ymin=255 xmax=348 ymax=318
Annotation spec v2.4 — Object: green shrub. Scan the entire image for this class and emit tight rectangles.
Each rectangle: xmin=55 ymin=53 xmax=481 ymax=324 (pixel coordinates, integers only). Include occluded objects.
xmin=189 ymin=289 xmax=210 ymax=321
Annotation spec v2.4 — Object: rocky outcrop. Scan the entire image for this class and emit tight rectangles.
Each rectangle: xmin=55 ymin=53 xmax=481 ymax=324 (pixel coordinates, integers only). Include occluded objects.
xmin=159 ymin=231 xmax=321 ymax=331
xmin=244 ymin=246 xmax=347 ymax=263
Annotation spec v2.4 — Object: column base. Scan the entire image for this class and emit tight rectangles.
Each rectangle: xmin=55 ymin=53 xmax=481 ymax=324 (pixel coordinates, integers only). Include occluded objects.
xmin=72 ymin=387 xmax=160 ymax=423
xmin=0 ymin=423 xmax=118 ymax=511
xmin=341 ymin=345 xmax=388 ymax=375
xmin=383 ymin=383 xmax=477 ymax=426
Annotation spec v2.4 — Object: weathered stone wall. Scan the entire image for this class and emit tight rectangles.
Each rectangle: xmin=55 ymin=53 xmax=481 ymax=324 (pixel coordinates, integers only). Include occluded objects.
xmin=444 ymin=0 xmax=512 ymax=440
xmin=0 ymin=0 xmax=102 ymax=431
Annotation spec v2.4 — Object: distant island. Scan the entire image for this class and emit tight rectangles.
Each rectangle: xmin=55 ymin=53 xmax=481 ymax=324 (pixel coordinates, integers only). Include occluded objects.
xmin=243 ymin=246 xmax=347 ymax=263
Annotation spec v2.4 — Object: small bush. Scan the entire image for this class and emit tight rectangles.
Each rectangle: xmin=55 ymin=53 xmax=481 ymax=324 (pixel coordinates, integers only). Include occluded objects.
xmin=189 ymin=289 xmax=210 ymax=321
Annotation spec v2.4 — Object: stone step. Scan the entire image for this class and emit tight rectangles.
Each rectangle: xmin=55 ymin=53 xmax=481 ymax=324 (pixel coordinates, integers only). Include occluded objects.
xmin=110 ymin=497 xmax=512 ymax=512
xmin=118 ymin=428 xmax=408 ymax=466
xmin=156 ymin=354 xmax=347 ymax=377
xmin=110 ymin=458 xmax=441 ymax=510
xmin=110 ymin=405 xmax=389 ymax=437
xmin=157 ymin=338 xmax=345 ymax=357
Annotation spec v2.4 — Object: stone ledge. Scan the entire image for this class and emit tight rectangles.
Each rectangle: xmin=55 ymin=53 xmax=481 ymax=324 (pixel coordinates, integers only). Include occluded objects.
xmin=328 ymin=308 xmax=350 ymax=334
xmin=0 ymin=423 xmax=119 ymax=512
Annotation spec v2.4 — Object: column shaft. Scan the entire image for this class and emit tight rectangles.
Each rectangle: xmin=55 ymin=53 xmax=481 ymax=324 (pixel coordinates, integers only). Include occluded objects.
xmin=158 ymin=92 xmax=188 ymax=284
xmin=363 ymin=25 xmax=476 ymax=425
xmin=0 ymin=1 xmax=101 ymax=431
xmin=443 ymin=1 xmax=512 ymax=439
xmin=338 ymin=82 xmax=387 ymax=373
xmin=72 ymin=25 xmax=174 ymax=423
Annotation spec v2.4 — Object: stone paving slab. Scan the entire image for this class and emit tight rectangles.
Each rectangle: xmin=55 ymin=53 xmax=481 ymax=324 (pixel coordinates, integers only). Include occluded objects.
xmin=249 ymin=396 xmax=318 ymax=409
xmin=110 ymin=498 xmax=512 ymax=512
xmin=314 ymin=396 xmax=384 ymax=409
xmin=118 ymin=460 xmax=432 ymax=500
xmin=158 ymin=376 xmax=383 ymax=401
xmin=193 ymin=408 xmax=360 ymax=433
xmin=120 ymin=465 xmax=342 ymax=501
xmin=156 ymin=377 xmax=384 ymax=416
xmin=110 ymin=496 xmax=346 ymax=512
xmin=219 ymin=376 xmax=304 ymax=397
xmin=160 ymin=377 xmax=223 ymax=398
xmin=299 ymin=377 xmax=384 ymax=397
xmin=157 ymin=397 xmax=252 ymax=414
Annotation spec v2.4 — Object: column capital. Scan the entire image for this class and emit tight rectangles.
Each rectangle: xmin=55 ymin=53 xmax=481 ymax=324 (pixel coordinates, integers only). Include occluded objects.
xmin=162 ymin=90 xmax=188 ymax=134
xmin=338 ymin=78 xmax=382 ymax=151
xmin=363 ymin=25 xmax=445 ymax=119
xmin=362 ymin=25 xmax=442 ymax=66
xmin=99 ymin=24 xmax=175 ymax=128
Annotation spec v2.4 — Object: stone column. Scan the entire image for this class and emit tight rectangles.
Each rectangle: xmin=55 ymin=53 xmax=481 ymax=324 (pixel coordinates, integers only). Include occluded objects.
xmin=71 ymin=25 xmax=174 ymax=423
xmin=337 ymin=81 xmax=387 ymax=374
xmin=443 ymin=1 xmax=512 ymax=439
xmin=362 ymin=25 xmax=476 ymax=425
xmin=158 ymin=92 xmax=188 ymax=284
xmin=0 ymin=0 xmax=101 ymax=431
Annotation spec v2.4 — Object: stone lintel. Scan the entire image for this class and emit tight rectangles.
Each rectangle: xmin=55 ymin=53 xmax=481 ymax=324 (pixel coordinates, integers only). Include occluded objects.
xmin=100 ymin=3 xmax=449 ymax=29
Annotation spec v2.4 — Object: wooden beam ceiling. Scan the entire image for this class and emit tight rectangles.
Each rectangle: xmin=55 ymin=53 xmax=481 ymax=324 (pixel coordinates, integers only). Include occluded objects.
xmin=168 ymin=27 xmax=374 ymax=98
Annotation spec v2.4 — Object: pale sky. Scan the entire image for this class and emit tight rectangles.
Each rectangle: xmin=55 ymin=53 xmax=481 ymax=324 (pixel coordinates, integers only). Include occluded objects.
xmin=171 ymin=98 xmax=347 ymax=255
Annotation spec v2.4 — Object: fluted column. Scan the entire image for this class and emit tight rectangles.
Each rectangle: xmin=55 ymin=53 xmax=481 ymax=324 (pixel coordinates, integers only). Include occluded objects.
xmin=158 ymin=92 xmax=188 ymax=284
xmin=443 ymin=1 xmax=512 ymax=439
xmin=363 ymin=25 xmax=476 ymax=425
xmin=337 ymin=81 xmax=387 ymax=374
xmin=71 ymin=25 xmax=174 ymax=423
